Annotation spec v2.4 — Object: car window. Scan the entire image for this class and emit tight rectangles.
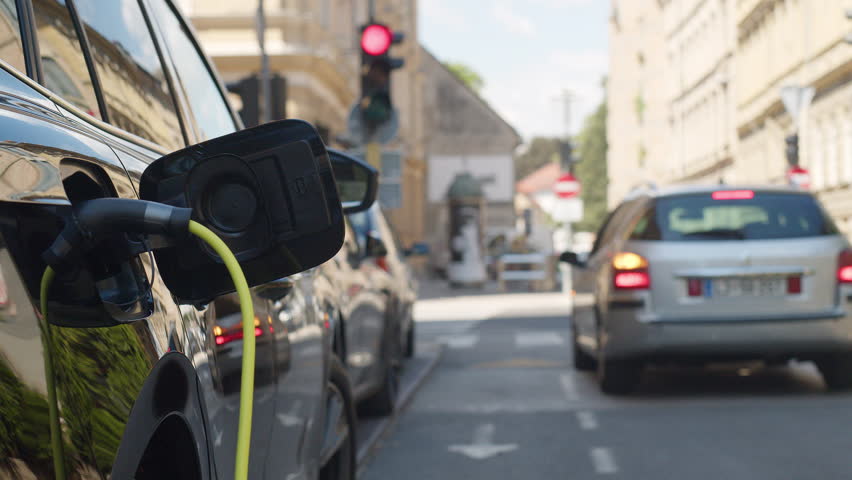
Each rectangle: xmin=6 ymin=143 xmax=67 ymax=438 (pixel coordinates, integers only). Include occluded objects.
xmin=645 ymin=192 xmax=838 ymax=241
xmin=147 ymin=0 xmax=237 ymax=140
xmin=73 ymin=0 xmax=182 ymax=149
xmin=590 ymin=204 xmax=625 ymax=254
xmin=0 ymin=0 xmax=24 ymax=73
xmin=32 ymin=0 xmax=101 ymax=118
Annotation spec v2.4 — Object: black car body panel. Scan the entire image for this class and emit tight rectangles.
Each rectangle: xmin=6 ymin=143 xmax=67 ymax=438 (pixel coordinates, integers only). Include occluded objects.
xmin=0 ymin=1 xmax=342 ymax=478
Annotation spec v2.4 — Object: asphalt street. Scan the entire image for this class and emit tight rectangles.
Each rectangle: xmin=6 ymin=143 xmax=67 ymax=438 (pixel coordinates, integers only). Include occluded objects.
xmin=361 ymin=288 xmax=852 ymax=479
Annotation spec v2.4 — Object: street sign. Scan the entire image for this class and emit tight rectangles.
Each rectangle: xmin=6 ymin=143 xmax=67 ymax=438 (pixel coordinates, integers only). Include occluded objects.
xmin=780 ymin=85 xmax=815 ymax=125
xmin=553 ymin=172 xmax=581 ymax=199
xmin=346 ymin=102 xmax=399 ymax=145
xmin=553 ymin=198 xmax=583 ymax=223
xmin=787 ymin=165 xmax=810 ymax=190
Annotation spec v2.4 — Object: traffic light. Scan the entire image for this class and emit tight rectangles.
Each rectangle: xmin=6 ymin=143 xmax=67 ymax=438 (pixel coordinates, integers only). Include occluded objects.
xmin=559 ymin=140 xmax=576 ymax=171
xmin=785 ymin=134 xmax=799 ymax=166
xmin=227 ymin=74 xmax=287 ymax=127
xmin=359 ymin=22 xmax=404 ymax=135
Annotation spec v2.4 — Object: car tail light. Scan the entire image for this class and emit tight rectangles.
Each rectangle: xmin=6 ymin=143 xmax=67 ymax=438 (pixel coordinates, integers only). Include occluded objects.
xmin=612 ymin=252 xmax=650 ymax=290
xmin=787 ymin=276 xmax=802 ymax=294
xmin=838 ymin=249 xmax=852 ymax=284
xmin=687 ymin=278 xmax=703 ymax=297
xmin=712 ymin=190 xmax=754 ymax=200
xmin=214 ymin=322 xmax=264 ymax=346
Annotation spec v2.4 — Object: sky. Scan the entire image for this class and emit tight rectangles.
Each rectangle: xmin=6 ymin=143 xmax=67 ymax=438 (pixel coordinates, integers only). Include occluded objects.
xmin=419 ymin=0 xmax=610 ymax=141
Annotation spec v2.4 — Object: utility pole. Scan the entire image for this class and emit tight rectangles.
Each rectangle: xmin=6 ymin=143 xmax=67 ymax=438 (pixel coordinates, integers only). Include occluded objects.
xmin=256 ymin=0 xmax=271 ymax=124
xmin=554 ymin=89 xmax=577 ymax=295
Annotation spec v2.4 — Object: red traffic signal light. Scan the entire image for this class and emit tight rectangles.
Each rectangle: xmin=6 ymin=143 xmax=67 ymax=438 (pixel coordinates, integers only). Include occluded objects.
xmin=361 ymin=24 xmax=393 ymax=56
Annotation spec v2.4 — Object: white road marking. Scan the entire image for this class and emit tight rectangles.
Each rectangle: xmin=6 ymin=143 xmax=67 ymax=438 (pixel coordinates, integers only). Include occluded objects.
xmin=590 ymin=447 xmax=618 ymax=474
xmin=560 ymin=373 xmax=579 ymax=401
xmin=515 ymin=331 xmax=565 ymax=348
xmin=442 ymin=334 xmax=479 ymax=349
xmin=448 ymin=423 xmax=519 ymax=460
xmin=576 ymin=411 xmax=598 ymax=430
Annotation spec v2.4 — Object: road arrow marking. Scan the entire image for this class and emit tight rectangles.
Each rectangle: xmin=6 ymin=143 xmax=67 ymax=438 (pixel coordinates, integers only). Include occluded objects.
xmin=448 ymin=423 xmax=518 ymax=460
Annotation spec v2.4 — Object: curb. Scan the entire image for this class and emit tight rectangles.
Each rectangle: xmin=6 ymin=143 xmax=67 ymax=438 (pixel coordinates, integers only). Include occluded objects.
xmin=355 ymin=343 xmax=445 ymax=475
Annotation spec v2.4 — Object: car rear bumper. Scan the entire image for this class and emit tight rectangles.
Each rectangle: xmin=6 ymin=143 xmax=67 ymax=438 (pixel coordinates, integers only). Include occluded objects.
xmin=603 ymin=308 xmax=852 ymax=360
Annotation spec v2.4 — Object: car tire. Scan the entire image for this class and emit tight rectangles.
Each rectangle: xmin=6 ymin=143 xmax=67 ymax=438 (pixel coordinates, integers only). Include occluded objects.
xmin=361 ymin=326 xmax=402 ymax=417
xmin=597 ymin=355 xmax=641 ymax=395
xmin=319 ymin=357 xmax=357 ymax=480
xmin=816 ymin=354 xmax=852 ymax=391
xmin=572 ymin=329 xmax=596 ymax=371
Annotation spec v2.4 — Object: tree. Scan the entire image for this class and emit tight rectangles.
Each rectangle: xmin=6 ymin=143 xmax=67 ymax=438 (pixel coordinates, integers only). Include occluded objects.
xmin=573 ymin=99 xmax=608 ymax=232
xmin=443 ymin=62 xmax=484 ymax=94
xmin=515 ymin=137 xmax=560 ymax=181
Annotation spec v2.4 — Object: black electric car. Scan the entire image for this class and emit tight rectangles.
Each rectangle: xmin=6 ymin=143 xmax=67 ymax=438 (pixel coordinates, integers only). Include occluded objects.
xmin=0 ymin=1 xmax=374 ymax=479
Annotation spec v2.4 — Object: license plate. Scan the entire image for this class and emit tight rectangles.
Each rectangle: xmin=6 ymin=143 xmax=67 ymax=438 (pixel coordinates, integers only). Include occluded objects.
xmin=711 ymin=277 xmax=785 ymax=298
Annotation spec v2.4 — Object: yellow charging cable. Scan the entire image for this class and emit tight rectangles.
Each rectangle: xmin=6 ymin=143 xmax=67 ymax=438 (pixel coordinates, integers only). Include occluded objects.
xmin=38 ymin=265 xmax=66 ymax=480
xmin=188 ymin=220 xmax=255 ymax=480
xmin=39 ymin=220 xmax=256 ymax=480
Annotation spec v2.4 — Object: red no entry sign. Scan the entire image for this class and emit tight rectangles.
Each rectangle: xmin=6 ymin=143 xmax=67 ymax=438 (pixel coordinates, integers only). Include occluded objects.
xmin=554 ymin=173 xmax=581 ymax=199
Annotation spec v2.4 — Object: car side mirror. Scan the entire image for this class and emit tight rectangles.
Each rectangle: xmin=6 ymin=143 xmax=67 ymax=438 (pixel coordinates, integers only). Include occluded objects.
xmin=328 ymin=149 xmax=378 ymax=214
xmin=140 ymin=120 xmax=344 ymax=304
xmin=365 ymin=232 xmax=388 ymax=258
xmin=559 ymin=251 xmax=585 ymax=267
xmin=404 ymin=242 xmax=430 ymax=257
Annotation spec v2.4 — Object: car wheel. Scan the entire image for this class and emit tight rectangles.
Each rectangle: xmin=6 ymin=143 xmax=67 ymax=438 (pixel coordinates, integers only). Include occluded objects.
xmin=319 ymin=357 xmax=357 ymax=480
xmin=572 ymin=331 xmax=596 ymax=371
xmin=816 ymin=354 xmax=852 ymax=391
xmin=597 ymin=355 xmax=641 ymax=395
xmin=404 ymin=322 xmax=415 ymax=358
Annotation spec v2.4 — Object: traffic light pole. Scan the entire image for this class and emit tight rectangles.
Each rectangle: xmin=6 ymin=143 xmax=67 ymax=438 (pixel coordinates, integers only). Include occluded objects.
xmin=257 ymin=0 xmax=271 ymax=124
xmin=368 ymin=0 xmax=375 ymax=21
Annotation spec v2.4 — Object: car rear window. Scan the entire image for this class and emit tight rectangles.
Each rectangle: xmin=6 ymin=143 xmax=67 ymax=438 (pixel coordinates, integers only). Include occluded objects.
xmin=631 ymin=191 xmax=839 ymax=241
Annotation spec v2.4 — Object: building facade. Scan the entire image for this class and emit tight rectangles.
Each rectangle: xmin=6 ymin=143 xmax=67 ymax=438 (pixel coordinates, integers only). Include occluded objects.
xmin=736 ymin=0 xmax=852 ymax=234
xmin=664 ymin=0 xmax=736 ymax=184
xmin=610 ymin=0 xmax=852 ymax=237
xmin=607 ymin=0 xmax=670 ymax=206
xmin=177 ymin=0 xmax=427 ymax=245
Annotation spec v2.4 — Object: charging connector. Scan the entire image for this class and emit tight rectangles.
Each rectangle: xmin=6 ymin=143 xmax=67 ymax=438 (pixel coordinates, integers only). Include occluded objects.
xmin=40 ymin=199 xmax=255 ymax=480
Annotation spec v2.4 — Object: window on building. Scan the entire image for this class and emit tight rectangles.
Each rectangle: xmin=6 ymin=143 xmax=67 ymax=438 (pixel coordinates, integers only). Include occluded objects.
xmin=0 ymin=0 xmax=25 ymax=73
xmin=32 ymin=0 xmax=101 ymax=118
xmin=73 ymin=0 xmax=182 ymax=149
xmin=147 ymin=0 xmax=237 ymax=140
xmin=842 ymin=115 xmax=852 ymax=183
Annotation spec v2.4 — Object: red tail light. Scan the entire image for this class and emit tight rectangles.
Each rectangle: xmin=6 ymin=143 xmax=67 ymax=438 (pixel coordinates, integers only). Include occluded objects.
xmin=614 ymin=271 xmax=651 ymax=289
xmin=612 ymin=252 xmax=650 ymax=290
xmin=687 ymin=278 xmax=703 ymax=297
xmin=787 ymin=276 xmax=802 ymax=294
xmin=838 ymin=250 xmax=852 ymax=284
xmin=214 ymin=325 xmax=264 ymax=346
xmin=712 ymin=190 xmax=754 ymax=200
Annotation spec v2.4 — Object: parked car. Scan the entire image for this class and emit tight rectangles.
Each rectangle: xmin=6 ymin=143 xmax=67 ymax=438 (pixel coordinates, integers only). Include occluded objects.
xmin=562 ymin=185 xmax=852 ymax=395
xmin=0 ymin=1 xmax=373 ymax=479
xmin=343 ymin=204 xmax=419 ymax=414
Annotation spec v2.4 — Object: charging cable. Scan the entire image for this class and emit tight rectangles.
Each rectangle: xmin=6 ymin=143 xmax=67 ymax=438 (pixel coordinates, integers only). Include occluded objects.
xmin=40 ymin=200 xmax=256 ymax=480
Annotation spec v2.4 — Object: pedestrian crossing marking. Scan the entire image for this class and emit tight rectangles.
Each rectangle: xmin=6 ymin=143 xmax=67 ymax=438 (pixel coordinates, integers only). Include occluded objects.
xmin=515 ymin=331 xmax=565 ymax=347
xmin=472 ymin=358 xmax=567 ymax=369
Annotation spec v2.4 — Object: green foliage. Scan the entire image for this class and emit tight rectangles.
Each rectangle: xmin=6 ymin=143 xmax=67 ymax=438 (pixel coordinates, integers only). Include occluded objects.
xmin=443 ymin=61 xmax=484 ymax=93
xmin=573 ymin=100 xmax=608 ymax=232
xmin=515 ymin=137 xmax=560 ymax=181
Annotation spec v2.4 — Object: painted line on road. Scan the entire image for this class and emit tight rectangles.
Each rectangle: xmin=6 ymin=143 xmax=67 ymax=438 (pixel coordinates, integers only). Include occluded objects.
xmin=515 ymin=331 xmax=565 ymax=348
xmin=559 ymin=372 xmax=579 ymax=401
xmin=576 ymin=410 xmax=598 ymax=430
xmin=589 ymin=447 xmax=618 ymax=474
xmin=442 ymin=334 xmax=479 ymax=349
